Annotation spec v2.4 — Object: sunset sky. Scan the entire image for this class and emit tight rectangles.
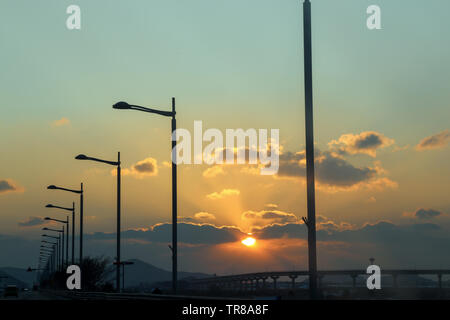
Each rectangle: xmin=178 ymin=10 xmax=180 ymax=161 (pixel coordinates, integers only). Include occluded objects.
xmin=1 ymin=0 xmax=449 ymax=273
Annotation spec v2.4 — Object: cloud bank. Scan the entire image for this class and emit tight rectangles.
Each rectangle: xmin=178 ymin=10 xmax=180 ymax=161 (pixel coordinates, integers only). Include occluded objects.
xmin=328 ymin=131 xmax=394 ymax=157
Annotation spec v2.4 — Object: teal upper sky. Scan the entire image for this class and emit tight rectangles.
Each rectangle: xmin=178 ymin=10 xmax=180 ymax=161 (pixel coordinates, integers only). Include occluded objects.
xmin=0 ymin=0 xmax=449 ymax=234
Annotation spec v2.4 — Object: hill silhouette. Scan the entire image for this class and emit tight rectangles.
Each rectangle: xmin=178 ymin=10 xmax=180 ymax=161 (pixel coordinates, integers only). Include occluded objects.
xmin=117 ymin=259 xmax=211 ymax=288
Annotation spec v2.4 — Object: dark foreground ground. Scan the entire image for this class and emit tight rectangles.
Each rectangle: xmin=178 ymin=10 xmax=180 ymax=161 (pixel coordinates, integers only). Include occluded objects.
xmin=1 ymin=287 xmax=449 ymax=300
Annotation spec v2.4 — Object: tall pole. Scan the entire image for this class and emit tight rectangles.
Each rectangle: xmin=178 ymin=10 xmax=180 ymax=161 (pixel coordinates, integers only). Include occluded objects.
xmin=72 ymin=202 xmax=75 ymax=265
xmin=303 ymin=0 xmax=318 ymax=299
xmin=66 ymin=217 xmax=69 ymax=268
xmin=171 ymin=97 xmax=178 ymax=293
xmin=62 ymin=228 xmax=65 ymax=269
xmin=80 ymin=183 xmax=83 ymax=265
xmin=122 ymin=263 xmax=125 ymax=291
xmin=58 ymin=235 xmax=61 ymax=271
xmin=116 ymin=152 xmax=121 ymax=293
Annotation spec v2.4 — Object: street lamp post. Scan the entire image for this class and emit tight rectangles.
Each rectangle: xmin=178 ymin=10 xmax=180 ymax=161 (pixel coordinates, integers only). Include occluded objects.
xmin=46 ymin=203 xmax=76 ymax=264
xmin=41 ymin=246 xmax=54 ymax=273
xmin=48 ymin=184 xmax=83 ymax=265
xmin=45 ymin=216 xmax=69 ymax=268
xmin=43 ymin=234 xmax=61 ymax=271
xmin=43 ymin=227 xmax=65 ymax=270
xmin=75 ymin=153 xmax=121 ymax=292
xmin=41 ymin=241 xmax=56 ymax=272
xmin=113 ymin=98 xmax=178 ymax=293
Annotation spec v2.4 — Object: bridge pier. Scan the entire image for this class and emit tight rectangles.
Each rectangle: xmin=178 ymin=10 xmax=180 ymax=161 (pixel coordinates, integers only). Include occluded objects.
xmin=289 ymin=275 xmax=298 ymax=289
xmin=351 ymin=274 xmax=358 ymax=288
xmin=393 ymin=274 xmax=398 ymax=289
xmin=261 ymin=276 xmax=268 ymax=289
xmin=318 ymin=275 xmax=324 ymax=288
xmin=255 ymin=278 xmax=260 ymax=291
xmin=271 ymin=276 xmax=279 ymax=290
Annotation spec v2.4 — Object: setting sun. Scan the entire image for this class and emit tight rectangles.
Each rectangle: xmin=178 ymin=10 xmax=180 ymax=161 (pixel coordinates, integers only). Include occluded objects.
xmin=241 ymin=237 xmax=256 ymax=247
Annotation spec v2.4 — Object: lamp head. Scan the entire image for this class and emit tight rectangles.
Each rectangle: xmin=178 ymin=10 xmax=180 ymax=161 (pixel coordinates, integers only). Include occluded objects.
xmin=75 ymin=154 xmax=88 ymax=160
xmin=44 ymin=217 xmax=50 ymax=220
xmin=45 ymin=204 xmax=54 ymax=208
xmin=47 ymin=185 xmax=57 ymax=190
xmin=113 ymin=101 xmax=131 ymax=110
xmin=42 ymin=227 xmax=49 ymax=231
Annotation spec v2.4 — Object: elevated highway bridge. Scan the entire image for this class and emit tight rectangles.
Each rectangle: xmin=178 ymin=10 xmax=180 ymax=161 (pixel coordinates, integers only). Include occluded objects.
xmin=188 ymin=269 xmax=450 ymax=291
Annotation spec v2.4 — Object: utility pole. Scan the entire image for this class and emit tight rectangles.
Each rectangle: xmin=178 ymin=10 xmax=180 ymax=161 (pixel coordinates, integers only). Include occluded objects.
xmin=302 ymin=0 xmax=318 ymax=299
xmin=171 ymin=97 xmax=178 ymax=294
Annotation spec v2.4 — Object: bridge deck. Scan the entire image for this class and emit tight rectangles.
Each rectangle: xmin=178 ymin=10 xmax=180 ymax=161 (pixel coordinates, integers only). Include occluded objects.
xmin=191 ymin=269 xmax=450 ymax=283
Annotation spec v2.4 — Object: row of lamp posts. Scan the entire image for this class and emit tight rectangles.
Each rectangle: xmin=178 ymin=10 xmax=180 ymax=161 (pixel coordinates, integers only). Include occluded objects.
xmin=36 ymin=98 xmax=178 ymax=294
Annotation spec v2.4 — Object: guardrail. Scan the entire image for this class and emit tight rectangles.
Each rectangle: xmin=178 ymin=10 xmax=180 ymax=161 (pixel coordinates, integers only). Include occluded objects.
xmin=43 ymin=290 xmax=245 ymax=300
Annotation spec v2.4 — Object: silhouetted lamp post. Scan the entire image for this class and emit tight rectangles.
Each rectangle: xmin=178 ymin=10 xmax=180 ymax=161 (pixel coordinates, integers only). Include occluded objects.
xmin=75 ymin=153 xmax=121 ymax=293
xmin=43 ymin=227 xmax=65 ymax=270
xmin=46 ymin=203 xmax=75 ymax=264
xmin=48 ymin=184 xmax=83 ymax=265
xmin=112 ymin=98 xmax=178 ymax=293
xmin=41 ymin=240 xmax=57 ymax=272
xmin=43 ymin=234 xmax=60 ymax=271
xmin=45 ymin=216 xmax=69 ymax=267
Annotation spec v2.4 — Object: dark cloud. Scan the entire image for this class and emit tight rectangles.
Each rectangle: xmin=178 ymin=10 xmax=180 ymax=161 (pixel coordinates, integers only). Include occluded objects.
xmin=254 ymin=220 xmax=448 ymax=247
xmin=179 ymin=212 xmax=216 ymax=223
xmin=242 ymin=210 xmax=298 ymax=226
xmin=3 ymin=219 xmax=450 ymax=272
xmin=415 ymin=129 xmax=450 ymax=151
xmin=18 ymin=216 xmax=47 ymax=227
xmin=0 ymin=180 xmax=15 ymax=192
xmin=134 ymin=161 xmax=156 ymax=173
xmin=276 ymin=151 xmax=380 ymax=188
xmin=414 ymin=208 xmax=442 ymax=220
xmin=118 ymin=157 xmax=159 ymax=178
xmin=86 ymin=222 xmax=246 ymax=245
xmin=328 ymin=131 xmax=394 ymax=157
xmin=354 ymin=133 xmax=383 ymax=149
xmin=316 ymin=153 xmax=377 ymax=187
xmin=252 ymin=223 xmax=307 ymax=240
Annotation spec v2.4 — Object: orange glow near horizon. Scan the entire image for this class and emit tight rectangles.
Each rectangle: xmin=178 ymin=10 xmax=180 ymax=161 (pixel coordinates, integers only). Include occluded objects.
xmin=241 ymin=236 xmax=256 ymax=247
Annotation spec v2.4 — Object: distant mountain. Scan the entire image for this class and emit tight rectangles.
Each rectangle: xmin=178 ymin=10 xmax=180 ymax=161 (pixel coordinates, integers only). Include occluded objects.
xmin=121 ymin=259 xmax=211 ymax=288
xmin=1 ymin=260 xmax=209 ymax=290
xmin=0 ymin=268 xmax=33 ymax=288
